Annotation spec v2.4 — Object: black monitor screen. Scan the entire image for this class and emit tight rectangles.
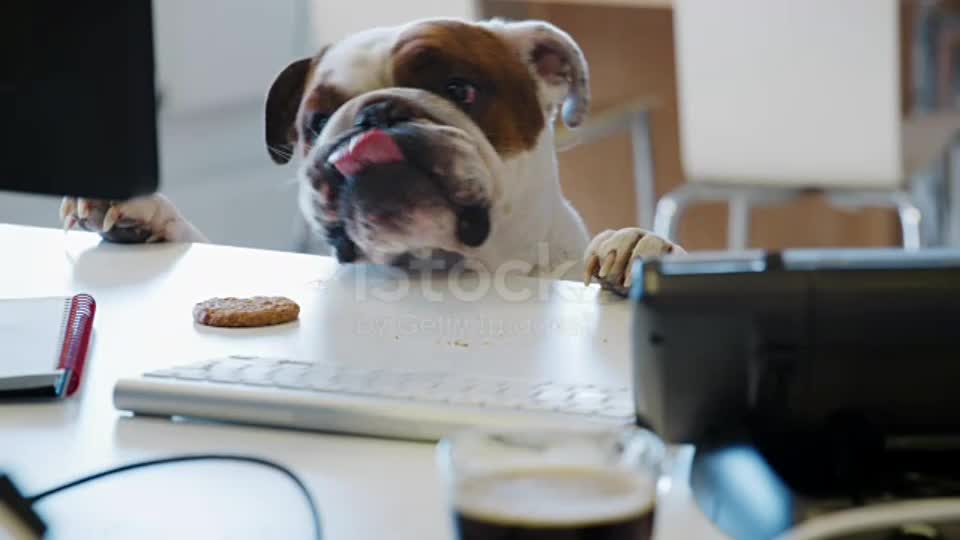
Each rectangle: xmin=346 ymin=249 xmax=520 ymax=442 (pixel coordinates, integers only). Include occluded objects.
xmin=0 ymin=1 xmax=159 ymax=199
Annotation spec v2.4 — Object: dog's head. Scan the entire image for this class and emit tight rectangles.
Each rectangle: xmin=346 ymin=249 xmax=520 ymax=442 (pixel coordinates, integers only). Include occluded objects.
xmin=265 ymin=18 xmax=588 ymax=265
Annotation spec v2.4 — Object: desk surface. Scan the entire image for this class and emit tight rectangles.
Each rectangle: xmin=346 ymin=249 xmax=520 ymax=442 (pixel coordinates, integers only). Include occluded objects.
xmin=0 ymin=224 xmax=723 ymax=539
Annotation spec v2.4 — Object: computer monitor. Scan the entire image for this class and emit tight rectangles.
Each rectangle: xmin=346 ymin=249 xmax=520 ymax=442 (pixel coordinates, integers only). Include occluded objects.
xmin=0 ymin=1 xmax=159 ymax=200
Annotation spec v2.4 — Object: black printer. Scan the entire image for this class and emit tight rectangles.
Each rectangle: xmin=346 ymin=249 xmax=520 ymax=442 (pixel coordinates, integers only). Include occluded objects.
xmin=630 ymin=248 xmax=960 ymax=540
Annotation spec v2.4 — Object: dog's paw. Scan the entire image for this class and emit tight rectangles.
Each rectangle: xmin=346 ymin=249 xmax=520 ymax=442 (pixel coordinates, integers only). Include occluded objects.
xmin=583 ymin=228 xmax=685 ymax=294
xmin=59 ymin=194 xmax=205 ymax=243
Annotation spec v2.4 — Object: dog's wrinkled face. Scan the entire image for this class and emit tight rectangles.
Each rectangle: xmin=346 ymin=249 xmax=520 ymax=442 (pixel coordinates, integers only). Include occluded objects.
xmin=264 ymin=19 xmax=589 ymax=265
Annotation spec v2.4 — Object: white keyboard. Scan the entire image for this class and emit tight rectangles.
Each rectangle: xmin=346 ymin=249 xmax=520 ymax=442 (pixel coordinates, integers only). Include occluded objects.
xmin=114 ymin=355 xmax=636 ymax=442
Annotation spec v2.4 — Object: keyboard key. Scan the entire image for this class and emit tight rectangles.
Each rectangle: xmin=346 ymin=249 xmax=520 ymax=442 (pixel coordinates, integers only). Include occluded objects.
xmin=180 ymin=360 xmax=218 ymax=370
xmin=463 ymin=379 xmax=506 ymax=396
xmin=362 ymin=372 xmax=401 ymax=391
xmin=308 ymin=379 xmax=342 ymax=392
xmin=215 ymin=357 xmax=256 ymax=369
xmin=454 ymin=392 xmax=490 ymax=406
xmin=457 ymin=377 xmax=484 ymax=390
xmin=144 ymin=369 xmax=177 ymax=379
xmin=303 ymin=375 xmax=340 ymax=392
xmin=421 ymin=378 xmax=471 ymax=401
xmin=271 ymin=366 xmax=311 ymax=389
xmin=387 ymin=381 xmax=434 ymax=400
xmin=417 ymin=388 xmax=451 ymax=403
xmin=515 ymin=399 xmax=554 ymax=412
xmin=432 ymin=380 xmax=469 ymax=397
xmin=570 ymin=389 xmax=609 ymax=407
xmin=496 ymin=385 xmax=536 ymax=407
xmin=208 ymin=365 xmax=243 ymax=383
xmin=238 ymin=364 xmax=277 ymax=386
xmin=171 ymin=368 xmax=209 ymax=381
xmin=304 ymin=364 xmax=340 ymax=379
xmin=559 ymin=400 xmax=605 ymax=415
xmin=407 ymin=377 xmax=445 ymax=395
xmin=334 ymin=373 xmax=376 ymax=394
xmin=601 ymin=403 xmax=635 ymax=420
xmin=531 ymin=385 xmax=572 ymax=405
xmin=274 ymin=360 xmax=314 ymax=369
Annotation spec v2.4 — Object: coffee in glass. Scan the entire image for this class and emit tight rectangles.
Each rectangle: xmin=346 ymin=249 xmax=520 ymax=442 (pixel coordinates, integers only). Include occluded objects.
xmin=439 ymin=428 xmax=664 ymax=540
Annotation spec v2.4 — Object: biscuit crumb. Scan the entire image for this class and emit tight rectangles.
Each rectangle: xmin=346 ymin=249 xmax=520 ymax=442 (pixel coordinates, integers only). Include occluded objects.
xmin=452 ymin=340 xmax=469 ymax=348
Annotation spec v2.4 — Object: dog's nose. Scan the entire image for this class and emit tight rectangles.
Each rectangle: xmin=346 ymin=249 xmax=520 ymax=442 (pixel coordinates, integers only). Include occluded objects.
xmin=456 ymin=205 xmax=490 ymax=248
xmin=355 ymin=100 xmax=412 ymax=130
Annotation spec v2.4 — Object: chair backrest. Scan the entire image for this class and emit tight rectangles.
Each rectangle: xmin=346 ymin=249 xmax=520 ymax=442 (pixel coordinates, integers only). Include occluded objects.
xmin=673 ymin=0 xmax=904 ymax=189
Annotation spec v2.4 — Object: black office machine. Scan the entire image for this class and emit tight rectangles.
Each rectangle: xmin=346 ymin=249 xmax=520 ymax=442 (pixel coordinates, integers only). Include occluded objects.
xmin=631 ymin=248 xmax=960 ymax=539
xmin=1 ymin=1 xmax=159 ymax=200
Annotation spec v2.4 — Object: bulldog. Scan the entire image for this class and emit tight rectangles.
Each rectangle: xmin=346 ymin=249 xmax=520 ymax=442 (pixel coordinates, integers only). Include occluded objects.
xmin=59 ymin=18 xmax=683 ymax=292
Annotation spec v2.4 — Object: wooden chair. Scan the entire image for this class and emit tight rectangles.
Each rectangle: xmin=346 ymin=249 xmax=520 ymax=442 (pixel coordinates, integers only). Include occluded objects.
xmin=655 ymin=0 xmax=960 ymax=250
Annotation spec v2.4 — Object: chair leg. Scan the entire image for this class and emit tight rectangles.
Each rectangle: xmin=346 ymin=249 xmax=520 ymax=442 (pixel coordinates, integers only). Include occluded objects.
xmin=653 ymin=187 xmax=692 ymax=242
xmin=949 ymin=137 xmax=960 ymax=246
xmin=727 ymin=193 xmax=751 ymax=251
xmin=892 ymin=192 xmax=923 ymax=250
xmin=630 ymin=111 xmax=657 ymax=231
xmin=827 ymin=190 xmax=923 ymax=250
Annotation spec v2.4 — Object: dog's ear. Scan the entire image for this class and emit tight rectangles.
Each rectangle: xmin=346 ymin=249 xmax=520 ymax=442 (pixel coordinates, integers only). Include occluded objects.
xmin=265 ymin=57 xmax=314 ymax=165
xmin=497 ymin=21 xmax=590 ymax=128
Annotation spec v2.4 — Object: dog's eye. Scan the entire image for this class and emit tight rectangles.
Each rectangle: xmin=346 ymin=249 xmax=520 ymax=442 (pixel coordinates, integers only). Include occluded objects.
xmin=445 ymin=79 xmax=477 ymax=106
xmin=307 ymin=112 xmax=330 ymax=139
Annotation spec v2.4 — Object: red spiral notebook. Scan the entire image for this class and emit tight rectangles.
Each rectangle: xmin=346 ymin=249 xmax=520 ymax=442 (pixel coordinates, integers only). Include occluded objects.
xmin=0 ymin=294 xmax=96 ymax=398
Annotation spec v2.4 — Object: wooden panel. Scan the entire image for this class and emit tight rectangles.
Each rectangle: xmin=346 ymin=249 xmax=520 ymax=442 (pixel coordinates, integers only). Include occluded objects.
xmin=482 ymin=1 xmax=902 ymax=249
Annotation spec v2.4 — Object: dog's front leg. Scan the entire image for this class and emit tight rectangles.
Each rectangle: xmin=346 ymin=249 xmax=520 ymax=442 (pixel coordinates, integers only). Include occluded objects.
xmin=59 ymin=194 xmax=207 ymax=243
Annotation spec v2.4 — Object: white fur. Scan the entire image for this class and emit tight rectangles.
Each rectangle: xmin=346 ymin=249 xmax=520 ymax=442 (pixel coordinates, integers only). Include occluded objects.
xmin=313 ymin=26 xmax=396 ymax=97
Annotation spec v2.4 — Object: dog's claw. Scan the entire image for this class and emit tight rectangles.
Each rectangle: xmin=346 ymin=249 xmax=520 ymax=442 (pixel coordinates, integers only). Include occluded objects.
xmin=610 ymin=241 xmax=636 ymax=279
xmin=583 ymin=254 xmax=599 ymax=286
xmin=598 ymin=252 xmax=615 ymax=278
xmin=102 ymin=206 xmax=119 ymax=233
xmin=76 ymin=200 xmax=91 ymax=219
xmin=624 ymin=266 xmax=635 ymax=288
xmin=59 ymin=198 xmax=78 ymax=232
xmin=59 ymin=199 xmax=76 ymax=221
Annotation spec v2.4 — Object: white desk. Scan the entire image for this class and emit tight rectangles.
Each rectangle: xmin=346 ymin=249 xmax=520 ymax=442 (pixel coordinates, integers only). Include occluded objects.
xmin=0 ymin=224 xmax=725 ymax=539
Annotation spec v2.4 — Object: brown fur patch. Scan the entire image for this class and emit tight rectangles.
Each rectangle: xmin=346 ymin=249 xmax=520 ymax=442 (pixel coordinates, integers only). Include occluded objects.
xmin=297 ymin=83 xmax=352 ymax=156
xmin=265 ymin=47 xmax=331 ymax=164
xmin=391 ymin=21 xmax=545 ymax=156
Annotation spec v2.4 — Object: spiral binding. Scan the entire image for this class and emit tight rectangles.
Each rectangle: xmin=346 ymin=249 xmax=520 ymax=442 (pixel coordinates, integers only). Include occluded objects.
xmin=56 ymin=294 xmax=96 ymax=396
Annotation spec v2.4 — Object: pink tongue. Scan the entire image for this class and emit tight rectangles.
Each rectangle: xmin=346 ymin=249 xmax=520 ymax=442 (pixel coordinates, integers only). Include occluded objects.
xmin=332 ymin=129 xmax=405 ymax=177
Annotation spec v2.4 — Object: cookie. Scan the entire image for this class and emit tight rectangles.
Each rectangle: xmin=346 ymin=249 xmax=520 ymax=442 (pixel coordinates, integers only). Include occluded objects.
xmin=193 ymin=296 xmax=300 ymax=328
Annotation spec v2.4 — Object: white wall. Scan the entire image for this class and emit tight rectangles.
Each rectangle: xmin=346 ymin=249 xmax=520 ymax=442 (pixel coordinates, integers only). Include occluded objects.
xmin=309 ymin=0 xmax=475 ymax=46
xmin=153 ymin=0 xmax=311 ymax=115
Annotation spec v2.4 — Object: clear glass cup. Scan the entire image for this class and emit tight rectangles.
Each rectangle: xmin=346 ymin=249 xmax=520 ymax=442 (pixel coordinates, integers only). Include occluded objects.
xmin=437 ymin=427 xmax=666 ymax=540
